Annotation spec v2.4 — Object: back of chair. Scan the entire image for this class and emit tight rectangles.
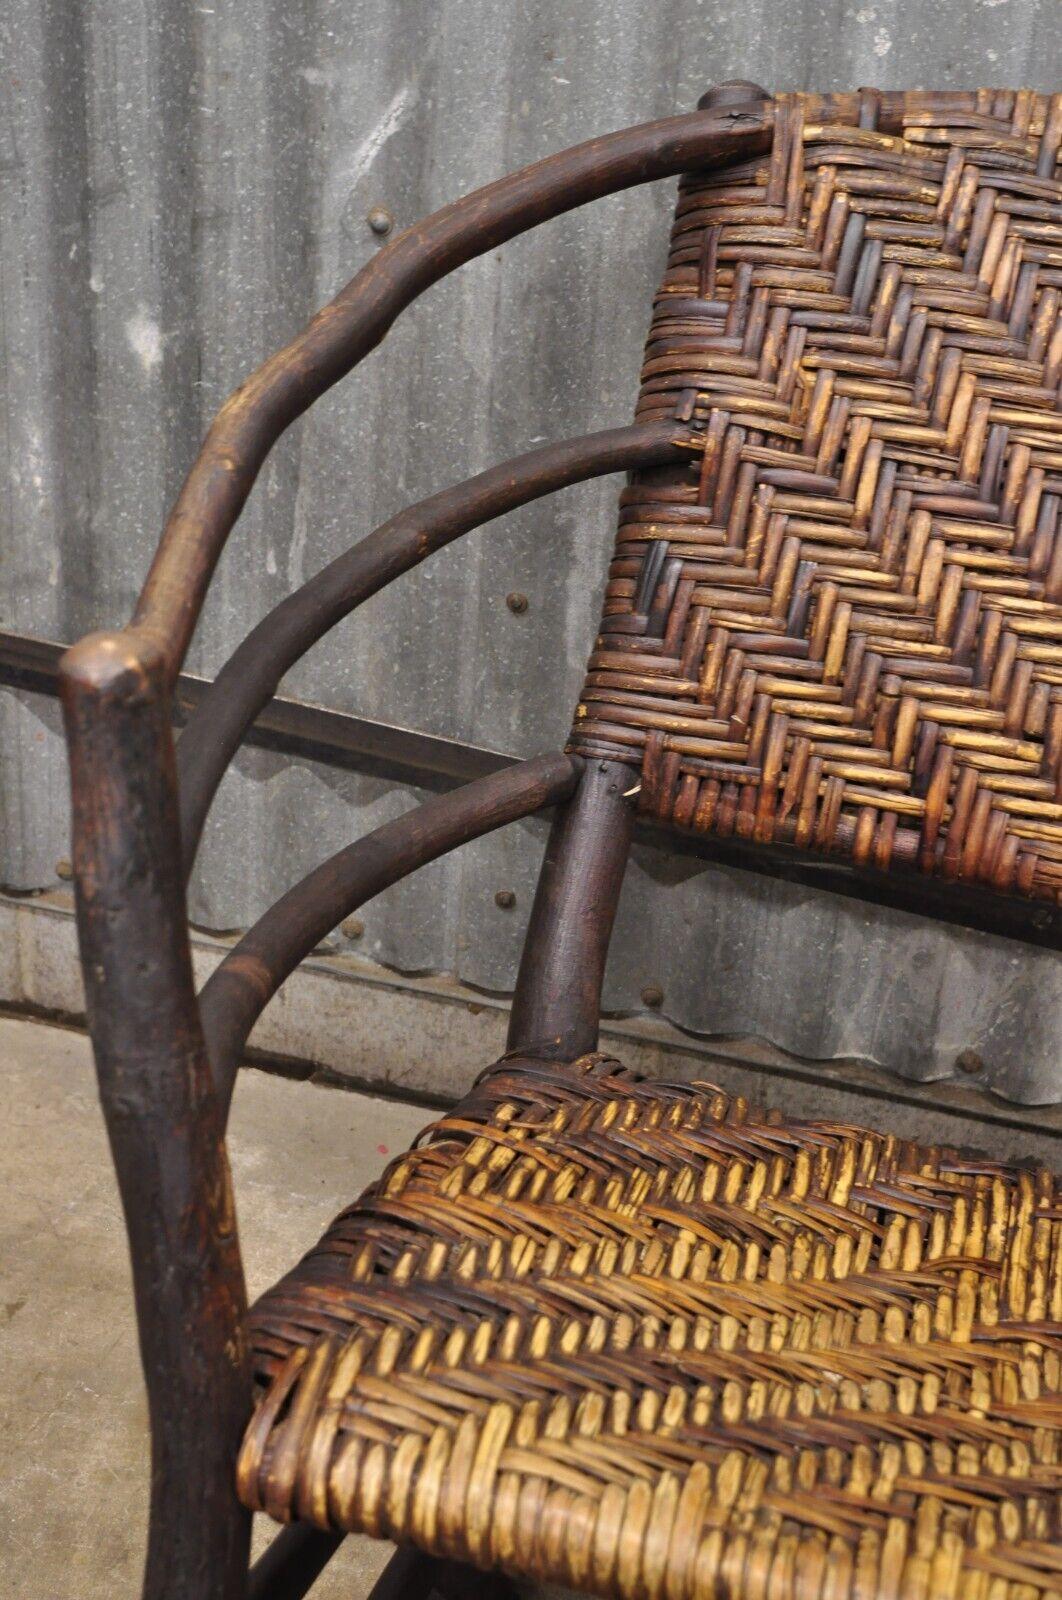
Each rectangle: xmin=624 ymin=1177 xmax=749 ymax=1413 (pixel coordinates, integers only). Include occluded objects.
xmin=56 ymin=85 xmax=1061 ymax=1600
xmin=571 ymin=89 xmax=1062 ymax=907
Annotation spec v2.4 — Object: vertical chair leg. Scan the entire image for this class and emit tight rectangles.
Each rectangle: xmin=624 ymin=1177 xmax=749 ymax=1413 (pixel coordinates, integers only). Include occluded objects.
xmin=430 ymin=1559 xmax=521 ymax=1600
xmin=508 ymin=757 xmax=635 ymax=1058
xmin=364 ymin=1548 xmax=520 ymax=1600
xmin=60 ymin=632 xmax=252 ymax=1600
xmin=364 ymin=1547 xmax=445 ymax=1600
xmin=247 ymin=1525 xmax=344 ymax=1600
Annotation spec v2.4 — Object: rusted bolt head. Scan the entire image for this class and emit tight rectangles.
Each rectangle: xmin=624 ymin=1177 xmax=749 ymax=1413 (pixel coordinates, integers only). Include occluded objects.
xmin=641 ymin=984 xmax=664 ymax=1009
xmin=955 ymin=1048 xmax=984 ymax=1075
xmin=55 ymin=858 xmax=73 ymax=881
xmin=505 ymin=591 xmax=528 ymax=615
xmin=366 ymin=205 xmax=393 ymax=236
xmin=341 ymin=916 xmax=365 ymax=940
xmin=494 ymin=889 xmax=516 ymax=910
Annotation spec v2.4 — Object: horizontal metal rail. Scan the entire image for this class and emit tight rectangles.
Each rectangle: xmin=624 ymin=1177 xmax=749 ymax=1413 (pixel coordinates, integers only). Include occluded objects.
xmin=0 ymin=630 xmax=511 ymax=789
xmin=4 ymin=629 xmax=1057 ymax=948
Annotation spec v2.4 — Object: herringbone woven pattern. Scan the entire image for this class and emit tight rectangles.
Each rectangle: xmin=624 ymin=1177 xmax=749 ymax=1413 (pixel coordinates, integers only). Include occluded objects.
xmin=570 ymin=89 xmax=1062 ymax=901
xmin=238 ymin=1053 xmax=1062 ymax=1599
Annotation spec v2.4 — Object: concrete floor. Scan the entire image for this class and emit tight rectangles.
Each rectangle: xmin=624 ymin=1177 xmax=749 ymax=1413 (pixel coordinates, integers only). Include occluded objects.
xmin=1 ymin=1014 xmax=430 ymax=1599
xmin=3 ymin=1012 xmax=1060 ymax=1598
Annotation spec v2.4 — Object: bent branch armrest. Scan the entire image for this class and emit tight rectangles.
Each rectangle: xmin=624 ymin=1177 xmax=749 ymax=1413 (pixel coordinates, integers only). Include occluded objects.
xmin=176 ymin=421 xmax=691 ymax=869
xmin=131 ymin=106 xmax=772 ymax=677
xmin=198 ymin=752 xmax=582 ymax=1116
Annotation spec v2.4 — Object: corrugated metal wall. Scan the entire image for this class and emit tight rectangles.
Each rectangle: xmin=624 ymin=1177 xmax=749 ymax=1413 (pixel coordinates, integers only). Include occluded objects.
xmin=2 ymin=0 xmax=1059 ymax=1100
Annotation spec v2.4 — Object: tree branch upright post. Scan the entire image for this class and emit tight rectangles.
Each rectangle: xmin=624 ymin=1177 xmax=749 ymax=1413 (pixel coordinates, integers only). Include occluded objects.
xmin=60 ymin=630 xmax=252 ymax=1600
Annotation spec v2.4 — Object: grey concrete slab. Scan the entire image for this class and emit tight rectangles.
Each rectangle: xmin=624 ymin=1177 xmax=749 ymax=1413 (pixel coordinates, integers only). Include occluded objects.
xmin=0 ymin=1014 xmax=427 ymax=1599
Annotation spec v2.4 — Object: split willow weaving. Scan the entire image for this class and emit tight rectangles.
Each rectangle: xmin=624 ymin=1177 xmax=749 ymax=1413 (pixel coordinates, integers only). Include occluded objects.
xmin=570 ymin=90 xmax=1062 ymax=902
xmin=240 ymin=1054 xmax=1062 ymax=1599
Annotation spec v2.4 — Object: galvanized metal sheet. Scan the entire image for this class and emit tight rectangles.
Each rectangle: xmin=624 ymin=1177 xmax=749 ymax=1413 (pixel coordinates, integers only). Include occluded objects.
xmin=1 ymin=0 xmax=1059 ymax=1100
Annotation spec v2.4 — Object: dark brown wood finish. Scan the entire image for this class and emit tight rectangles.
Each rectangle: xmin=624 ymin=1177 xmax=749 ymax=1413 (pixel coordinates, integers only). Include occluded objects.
xmin=361 ymin=1548 xmax=447 ymax=1600
xmin=131 ymin=107 xmax=773 ymax=679
xmin=199 ymin=753 xmax=581 ymax=1113
xmin=507 ymin=759 xmax=637 ymax=1059
xmin=246 ymin=1526 xmax=344 ymax=1600
xmin=58 ymin=83 xmax=1061 ymax=1600
xmin=430 ymin=1559 xmax=522 ymax=1600
xmin=56 ymin=107 xmax=777 ymax=1600
xmin=367 ymin=1547 xmax=516 ymax=1600
xmin=59 ymin=632 xmax=252 ymax=1600
xmin=177 ymin=423 xmax=691 ymax=867
xmin=246 ymin=1524 xmax=521 ymax=1600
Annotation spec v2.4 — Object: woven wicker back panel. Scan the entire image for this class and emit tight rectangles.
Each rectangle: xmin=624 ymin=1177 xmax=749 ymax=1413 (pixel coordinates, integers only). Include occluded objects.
xmin=569 ymin=89 xmax=1062 ymax=903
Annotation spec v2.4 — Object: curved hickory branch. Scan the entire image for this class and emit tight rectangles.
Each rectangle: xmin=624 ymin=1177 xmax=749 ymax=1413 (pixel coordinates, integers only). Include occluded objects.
xmin=130 ymin=105 xmax=773 ymax=676
xmin=176 ymin=420 xmax=691 ymax=869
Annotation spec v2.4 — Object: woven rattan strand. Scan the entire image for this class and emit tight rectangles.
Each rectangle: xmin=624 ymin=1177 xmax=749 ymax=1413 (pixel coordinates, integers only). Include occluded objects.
xmin=568 ymin=89 xmax=1062 ymax=903
xmin=238 ymin=1053 xmax=1062 ymax=1600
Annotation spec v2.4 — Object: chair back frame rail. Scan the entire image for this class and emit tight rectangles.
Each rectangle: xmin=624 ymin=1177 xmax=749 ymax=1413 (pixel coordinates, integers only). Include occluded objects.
xmin=58 ymin=93 xmax=773 ymax=1600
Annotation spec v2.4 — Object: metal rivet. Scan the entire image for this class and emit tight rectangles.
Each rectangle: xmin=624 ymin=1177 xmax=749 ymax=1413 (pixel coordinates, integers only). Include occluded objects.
xmin=366 ymin=205 xmax=393 ymax=236
xmin=955 ymin=1048 xmax=983 ymax=1074
xmin=494 ymin=889 xmax=516 ymax=909
xmin=341 ymin=916 xmax=365 ymax=940
xmin=56 ymin=858 xmax=73 ymax=881
xmin=506 ymin=591 xmax=528 ymax=614
xmin=641 ymin=984 xmax=664 ymax=1009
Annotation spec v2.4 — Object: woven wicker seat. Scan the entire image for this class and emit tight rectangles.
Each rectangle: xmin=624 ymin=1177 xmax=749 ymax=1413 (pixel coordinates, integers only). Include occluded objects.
xmin=237 ymin=1054 xmax=1062 ymax=1599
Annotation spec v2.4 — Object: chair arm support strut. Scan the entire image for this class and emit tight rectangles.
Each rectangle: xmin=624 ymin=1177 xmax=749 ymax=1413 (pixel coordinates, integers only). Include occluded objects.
xmin=198 ymin=751 xmax=582 ymax=1118
xmin=176 ymin=420 xmax=690 ymax=870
